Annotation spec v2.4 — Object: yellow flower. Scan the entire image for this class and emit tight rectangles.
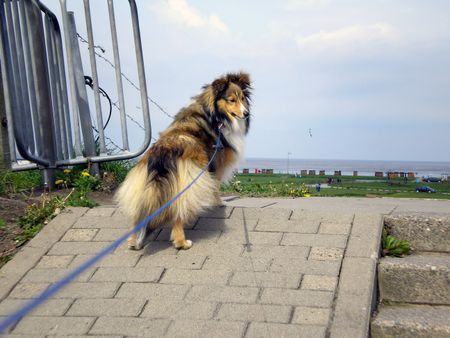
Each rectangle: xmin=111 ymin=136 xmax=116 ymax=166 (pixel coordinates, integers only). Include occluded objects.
xmin=63 ymin=169 xmax=71 ymax=174
xmin=304 ymin=193 xmax=311 ymax=198
xmin=81 ymin=171 xmax=90 ymax=177
xmin=55 ymin=179 xmax=64 ymax=185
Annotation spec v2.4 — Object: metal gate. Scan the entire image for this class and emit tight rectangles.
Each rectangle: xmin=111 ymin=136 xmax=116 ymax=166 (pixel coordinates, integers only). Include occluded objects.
xmin=0 ymin=0 xmax=152 ymax=185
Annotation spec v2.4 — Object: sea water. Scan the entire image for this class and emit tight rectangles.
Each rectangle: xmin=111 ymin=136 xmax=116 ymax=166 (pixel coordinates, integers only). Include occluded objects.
xmin=237 ymin=158 xmax=450 ymax=177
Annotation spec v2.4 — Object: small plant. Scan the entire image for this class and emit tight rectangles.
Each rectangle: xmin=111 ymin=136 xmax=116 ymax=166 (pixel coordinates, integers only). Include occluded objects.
xmin=16 ymin=194 xmax=65 ymax=246
xmin=382 ymin=228 xmax=411 ymax=257
xmin=0 ymin=219 xmax=6 ymax=229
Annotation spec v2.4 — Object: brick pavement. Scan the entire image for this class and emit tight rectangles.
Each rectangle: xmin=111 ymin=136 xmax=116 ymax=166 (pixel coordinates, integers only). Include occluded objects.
xmin=2 ymin=197 xmax=447 ymax=337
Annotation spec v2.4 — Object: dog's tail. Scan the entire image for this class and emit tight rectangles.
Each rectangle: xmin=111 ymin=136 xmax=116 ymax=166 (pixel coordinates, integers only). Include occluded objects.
xmin=115 ymin=159 xmax=216 ymax=228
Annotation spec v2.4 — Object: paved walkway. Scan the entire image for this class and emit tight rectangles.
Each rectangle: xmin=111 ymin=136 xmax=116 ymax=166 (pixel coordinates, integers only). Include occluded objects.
xmin=1 ymin=197 xmax=449 ymax=337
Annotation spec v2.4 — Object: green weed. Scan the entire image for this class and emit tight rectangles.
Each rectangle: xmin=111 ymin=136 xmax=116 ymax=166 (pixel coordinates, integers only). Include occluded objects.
xmin=382 ymin=228 xmax=411 ymax=257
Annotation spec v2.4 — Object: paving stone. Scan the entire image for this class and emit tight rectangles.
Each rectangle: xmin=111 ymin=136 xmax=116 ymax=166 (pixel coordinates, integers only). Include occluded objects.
xmin=175 ymin=242 xmax=244 ymax=257
xmin=140 ymin=241 xmax=179 ymax=256
xmin=271 ymin=258 xmax=341 ymax=276
xmin=12 ymin=316 xmax=94 ymax=335
xmin=218 ymin=231 xmax=283 ymax=246
xmin=72 ymin=216 xmax=128 ymax=229
xmin=216 ymin=303 xmax=291 ymax=323
xmin=260 ymin=288 xmax=334 ymax=307
xmin=166 ymin=319 xmax=245 ymax=338
xmin=0 ymin=298 xmax=73 ymax=316
xmin=36 ymin=255 xmax=74 ymax=269
xmin=330 ymin=294 xmax=371 ymax=337
xmin=281 ymin=233 xmax=348 ymax=248
xmin=200 ymin=206 xmax=234 ymax=218
xmin=22 ymin=268 xmax=93 ymax=283
xmin=66 ymin=298 xmax=146 ymax=317
xmin=319 ymin=222 xmax=352 ymax=235
xmin=50 ymin=282 xmax=120 ymax=299
xmin=90 ymin=267 xmax=164 ymax=283
xmin=92 ymin=228 xmax=128 ymax=241
xmin=241 ymin=245 xmax=309 ymax=260
xmin=301 ymin=275 xmax=338 ymax=292
xmin=155 ymin=228 xmax=221 ymax=243
xmin=339 ymin=257 xmax=376 ymax=296
xmin=229 ymin=271 xmax=301 ymax=288
xmin=186 ymin=285 xmax=259 ymax=304
xmin=290 ymin=211 xmax=354 ymax=224
xmin=202 ymin=255 xmax=271 ymax=272
xmin=159 ymin=269 xmax=231 ymax=285
xmin=230 ymin=207 xmax=292 ymax=220
xmin=194 ymin=217 xmax=258 ymax=232
xmin=137 ymin=254 xmax=206 ymax=270
xmin=309 ymin=247 xmax=344 ymax=261
xmin=255 ymin=219 xmax=320 ymax=233
xmin=140 ymin=300 xmax=217 ymax=320
xmin=8 ymin=283 xmax=49 ymax=299
xmin=115 ymin=283 xmax=190 ymax=300
xmin=292 ymin=306 xmax=331 ymax=326
xmin=61 ymin=229 xmax=98 ymax=242
xmin=84 ymin=207 xmax=116 ymax=217
xmin=48 ymin=241 xmax=110 ymax=255
xmin=89 ymin=317 xmax=170 ymax=337
xmin=245 ymin=322 xmax=327 ymax=338
xmin=69 ymin=253 xmax=141 ymax=268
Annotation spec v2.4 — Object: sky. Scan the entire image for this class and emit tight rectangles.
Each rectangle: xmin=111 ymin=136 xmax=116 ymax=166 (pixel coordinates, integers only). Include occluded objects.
xmin=46 ymin=0 xmax=450 ymax=162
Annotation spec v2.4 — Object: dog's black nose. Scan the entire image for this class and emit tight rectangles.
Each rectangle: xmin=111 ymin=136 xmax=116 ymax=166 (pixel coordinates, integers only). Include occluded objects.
xmin=244 ymin=111 xmax=250 ymax=118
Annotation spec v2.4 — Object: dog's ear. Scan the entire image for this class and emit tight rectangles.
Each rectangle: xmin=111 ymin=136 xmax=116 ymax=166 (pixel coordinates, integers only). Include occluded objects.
xmin=227 ymin=72 xmax=251 ymax=91
xmin=211 ymin=78 xmax=228 ymax=98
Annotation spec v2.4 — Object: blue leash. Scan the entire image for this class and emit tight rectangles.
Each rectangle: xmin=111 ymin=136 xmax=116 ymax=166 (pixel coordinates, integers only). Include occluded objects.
xmin=0 ymin=130 xmax=222 ymax=333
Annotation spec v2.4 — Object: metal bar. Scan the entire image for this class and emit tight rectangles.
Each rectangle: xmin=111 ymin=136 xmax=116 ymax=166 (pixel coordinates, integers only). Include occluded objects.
xmin=129 ymin=0 xmax=151 ymax=146
xmin=0 ymin=1 xmax=17 ymax=164
xmin=48 ymin=24 xmax=68 ymax=160
xmin=107 ymin=0 xmax=129 ymax=151
xmin=53 ymin=21 xmax=73 ymax=159
xmin=83 ymin=0 xmax=106 ymax=155
xmin=59 ymin=0 xmax=82 ymax=157
xmin=11 ymin=0 xmax=34 ymax=154
xmin=0 ymin=0 xmax=49 ymax=167
xmin=67 ymin=12 xmax=98 ymax=167
xmin=25 ymin=0 xmax=57 ymax=178
xmin=18 ymin=0 xmax=42 ymax=157
xmin=44 ymin=14 xmax=63 ymax=161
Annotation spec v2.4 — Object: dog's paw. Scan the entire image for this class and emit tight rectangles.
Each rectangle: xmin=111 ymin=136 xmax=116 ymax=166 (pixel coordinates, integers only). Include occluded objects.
xmin=174 ymin=239 xmax=193 ymax=250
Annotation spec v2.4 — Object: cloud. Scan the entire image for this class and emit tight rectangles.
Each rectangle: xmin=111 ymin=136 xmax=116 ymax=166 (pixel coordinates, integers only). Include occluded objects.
xmin=150 ymin=0 xmax=228 ymax=33
xmin=296 ymin=23 xmax=400 ymax=54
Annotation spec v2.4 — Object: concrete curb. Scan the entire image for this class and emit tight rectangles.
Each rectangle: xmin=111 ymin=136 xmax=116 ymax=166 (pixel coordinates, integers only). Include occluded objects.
xmin=329 ymin=213 xmax=383 ymax=338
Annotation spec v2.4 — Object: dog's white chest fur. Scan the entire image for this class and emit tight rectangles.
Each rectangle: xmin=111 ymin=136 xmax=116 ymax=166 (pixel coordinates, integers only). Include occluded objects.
xmin=221 ymin=119 xmax=246 ymax=182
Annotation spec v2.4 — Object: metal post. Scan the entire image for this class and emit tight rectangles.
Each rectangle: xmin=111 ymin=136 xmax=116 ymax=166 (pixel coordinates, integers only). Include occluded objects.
xmin=67 ymin=12 xmax=99 ymax=176
xmin=107 ymin=0 xmax=129 ymax=151
xmin=83 ymin=0 xmax=107 ymax=155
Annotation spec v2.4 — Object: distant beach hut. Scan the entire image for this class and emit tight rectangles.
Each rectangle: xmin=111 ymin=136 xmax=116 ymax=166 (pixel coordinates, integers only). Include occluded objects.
xmin=319 ymin=170 xmax=325 ymax=176
xmin=267 ymin=169 xmax=274 ymax=175
xmin=301 ymin=170 xmax=307 ymax=176
xmin=353 ymin=171 xmax=358 ymax=177
xmin=334 ymin=170 xmax=341 ymax=176
xmin=375 ymin=171 xmax=383 ymax=177
xmin=309 ymin=170 xmax=316 ymax=176
xmin=408 ymin=172 xmax=415 ymax=178
xmin=243 ymin=168 xmax=249 ymax=174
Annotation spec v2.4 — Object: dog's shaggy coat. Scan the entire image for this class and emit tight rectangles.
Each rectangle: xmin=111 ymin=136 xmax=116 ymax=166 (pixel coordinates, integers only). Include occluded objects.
xmin=115 ymin=72 xmax=252 ymax=250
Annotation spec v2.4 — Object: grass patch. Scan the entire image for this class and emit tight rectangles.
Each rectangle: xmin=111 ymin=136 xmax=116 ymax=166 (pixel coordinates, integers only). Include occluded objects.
xmin=0 ymin=170 xmax=41 ymax=195
xmin=221 ymin=173 xmax=450 ymax=199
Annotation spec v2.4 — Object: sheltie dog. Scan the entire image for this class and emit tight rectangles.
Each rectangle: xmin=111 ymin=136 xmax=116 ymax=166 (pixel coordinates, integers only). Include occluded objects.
xmin=115 ymin=72 xmax=252 ymax=250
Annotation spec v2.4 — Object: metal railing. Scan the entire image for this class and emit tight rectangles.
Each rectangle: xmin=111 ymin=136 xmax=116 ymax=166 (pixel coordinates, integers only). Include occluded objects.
xmin=0 ymin=0 xmax=152 ymax=184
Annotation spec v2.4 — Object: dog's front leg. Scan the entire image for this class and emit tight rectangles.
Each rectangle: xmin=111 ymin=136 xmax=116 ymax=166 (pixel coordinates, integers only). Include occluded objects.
xmin=171 ymin=219 xmax=192 ymax=250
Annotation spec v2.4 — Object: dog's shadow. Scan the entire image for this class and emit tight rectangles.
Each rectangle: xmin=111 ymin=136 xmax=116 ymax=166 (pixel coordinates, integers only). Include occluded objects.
xmin=141 ymin=205 xmax=232 ymax=256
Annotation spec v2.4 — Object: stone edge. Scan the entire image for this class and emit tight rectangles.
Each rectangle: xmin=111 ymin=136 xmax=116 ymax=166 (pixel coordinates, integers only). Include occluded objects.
xmin=0 ymin=207 xmax=88 ymax=301
xmin=329 ymin=213 xmax=383 ymax=338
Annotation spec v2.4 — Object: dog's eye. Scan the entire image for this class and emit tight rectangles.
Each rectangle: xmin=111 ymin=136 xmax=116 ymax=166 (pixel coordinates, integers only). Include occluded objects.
xmin=228 ymin=98 xmax=236 ymax=103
